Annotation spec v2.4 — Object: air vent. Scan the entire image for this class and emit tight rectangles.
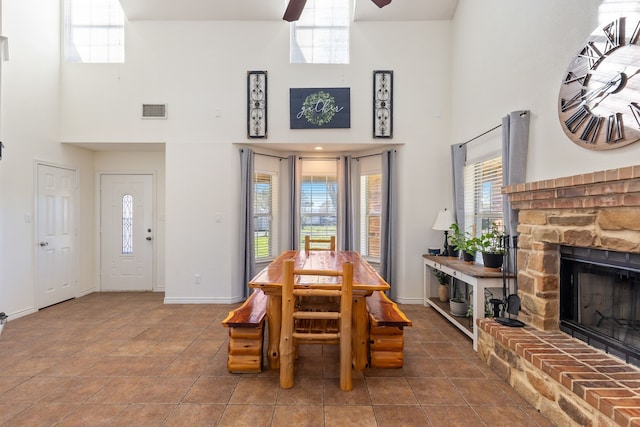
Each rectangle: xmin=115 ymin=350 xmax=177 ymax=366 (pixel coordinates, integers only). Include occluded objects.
xmin=142 ymin=104 xmax=167 ymax=119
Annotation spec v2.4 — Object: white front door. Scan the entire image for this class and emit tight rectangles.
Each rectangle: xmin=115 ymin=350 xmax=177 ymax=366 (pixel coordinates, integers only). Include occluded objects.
xmin=36 ymin=164 xmax=78 ymax=308
xmin=100 ymin=174 xmax=154 ymax=291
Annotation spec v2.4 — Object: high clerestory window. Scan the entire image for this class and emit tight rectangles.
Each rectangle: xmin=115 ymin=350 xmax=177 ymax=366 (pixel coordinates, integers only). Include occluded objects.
xmin=290 ymin=0 xmax=350 ymax=64
xmin=64 ymin=0 xmax=125 ymax=63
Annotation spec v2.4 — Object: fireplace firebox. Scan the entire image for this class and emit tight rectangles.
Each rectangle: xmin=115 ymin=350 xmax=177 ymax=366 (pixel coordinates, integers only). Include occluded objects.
xmin=560 ymin=246 xmax=640 ymax=366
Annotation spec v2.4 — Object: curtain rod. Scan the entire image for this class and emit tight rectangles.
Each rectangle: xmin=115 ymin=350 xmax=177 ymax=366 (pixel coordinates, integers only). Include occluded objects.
xmin=254 ymin=152 xmax=287 ymax=160
xmin=249 ymin=149 xmax=397 ymax=161
xmin=458 ymin=124 xmax=502 ymax=147
xmin=458 ymin=111 xmax=528 ymax=148
xmin=353 ymin=149 xmax=396 ymax=160
xmin=240 ymin=148 xmax=287 ymax=160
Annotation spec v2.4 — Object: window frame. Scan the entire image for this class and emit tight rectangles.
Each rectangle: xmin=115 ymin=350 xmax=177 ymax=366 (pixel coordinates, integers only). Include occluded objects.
xmin=64 ymin=0 xmax=125 ymax=64
xmin=463 ymin=153 xmax=504 ymax=239
xmin=290 ymin=0 xmax=350 ymax=65
xmin=359 ymin=172 xmax=382 ymax=262
xmin=254 ymin=169 xmax=278 ymax=262
xmin=299 ymin=160 xmax=338 ymax=247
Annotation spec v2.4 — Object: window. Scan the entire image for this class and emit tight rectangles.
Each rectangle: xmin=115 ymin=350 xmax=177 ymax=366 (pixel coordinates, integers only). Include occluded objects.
xmin=254 ymin=172 xmax=276 ymax=260
xmin=122 ymin=194 xmax=133 ymax=254
xmin=464 ymin=155 xmax=503 ymax=237
xmin=360 ymin=174 xmax=381 ymax=260
xmin=290 ymin=0 xmax=350 ymax=64
xmin=64 ymin=0 xmax=125 ymax=63
xmin=300 ymin=160 xmax=337 ymax=246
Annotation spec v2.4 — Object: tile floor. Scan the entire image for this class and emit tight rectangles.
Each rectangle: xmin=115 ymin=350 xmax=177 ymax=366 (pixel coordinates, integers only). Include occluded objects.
xmin=0 ymin=292 xmax=554 ymax=426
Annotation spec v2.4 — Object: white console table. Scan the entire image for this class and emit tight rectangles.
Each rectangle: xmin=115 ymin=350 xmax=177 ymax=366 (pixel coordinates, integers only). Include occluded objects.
xmin=423 ymin=254 xmax=508 ymax=351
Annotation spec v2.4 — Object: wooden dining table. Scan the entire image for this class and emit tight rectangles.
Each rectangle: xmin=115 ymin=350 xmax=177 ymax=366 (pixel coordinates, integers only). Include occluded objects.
xmin=248 ymin=249 xmax=390 ymax=371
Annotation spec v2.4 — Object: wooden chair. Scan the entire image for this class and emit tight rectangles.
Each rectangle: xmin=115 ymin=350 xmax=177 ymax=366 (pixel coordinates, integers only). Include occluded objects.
xmin=280 ymin=258 xmax=353 ymax=391
xmin=304 ymin=235 xmax=336 ymax=251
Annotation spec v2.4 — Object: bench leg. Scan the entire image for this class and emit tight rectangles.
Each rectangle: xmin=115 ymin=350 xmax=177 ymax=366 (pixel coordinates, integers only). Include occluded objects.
xmin=227 ymin=325 xmax=264 ymax=373
xmin=267 ymin=294 xmax=281 ymax=370
xmin=352 ymin=296 xmax=369 ymax=371
xmin=369 ymin=326 xmax=404 ymax=368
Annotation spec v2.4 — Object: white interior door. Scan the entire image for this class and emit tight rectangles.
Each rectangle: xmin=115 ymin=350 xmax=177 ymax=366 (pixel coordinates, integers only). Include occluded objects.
xmin=101 ymin=174 xmax=154 ymax=291
xmin=37 ymin=164 xmax=78 ymax=308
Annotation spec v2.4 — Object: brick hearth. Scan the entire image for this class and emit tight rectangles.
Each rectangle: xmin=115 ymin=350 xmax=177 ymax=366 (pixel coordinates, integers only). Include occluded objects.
xmin=477 ymin=165 xmax=640 ymax=427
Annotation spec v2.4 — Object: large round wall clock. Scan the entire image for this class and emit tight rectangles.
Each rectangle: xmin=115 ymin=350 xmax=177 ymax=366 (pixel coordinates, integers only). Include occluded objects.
xmin=558 ymin=17 xmax=640 ymax=150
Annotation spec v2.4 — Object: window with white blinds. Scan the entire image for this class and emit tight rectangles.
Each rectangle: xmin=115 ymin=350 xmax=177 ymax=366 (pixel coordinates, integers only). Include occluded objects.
xmin=300 ymin=174 xmax=338 ymax=246
xmin=359 ymin=174 xmax=381 ymax=260
xmin=64 ymin=0 xmax=125 ymax=63
xmin=254 ymin=172 xmax=274 ymax=260
xmin=299 ymin=160 xmax=338 ymax=246
xmin=290 ymin=0 xmax=350 ymax=64
xmin=463 ymin=155 xmax=503 ymax=237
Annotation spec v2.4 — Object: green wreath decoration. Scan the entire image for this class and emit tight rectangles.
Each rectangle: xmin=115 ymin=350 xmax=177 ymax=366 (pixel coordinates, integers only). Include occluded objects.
xmin=302 ymin=91 xmax=337 ymax=126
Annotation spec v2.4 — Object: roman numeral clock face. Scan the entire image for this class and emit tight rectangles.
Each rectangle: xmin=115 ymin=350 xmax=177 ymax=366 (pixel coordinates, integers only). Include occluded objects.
xmin=559 ymin=17 xmax=640 ymax=150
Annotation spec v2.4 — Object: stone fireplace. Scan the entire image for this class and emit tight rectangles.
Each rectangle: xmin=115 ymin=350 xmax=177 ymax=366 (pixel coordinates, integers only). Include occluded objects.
xmin=477 ymin=165 xmax=640 ymax=427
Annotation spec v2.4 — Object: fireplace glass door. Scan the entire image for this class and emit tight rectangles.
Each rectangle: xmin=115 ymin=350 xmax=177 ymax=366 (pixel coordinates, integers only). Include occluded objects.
xmin=560 ymin=246 xmax=640 ymax=366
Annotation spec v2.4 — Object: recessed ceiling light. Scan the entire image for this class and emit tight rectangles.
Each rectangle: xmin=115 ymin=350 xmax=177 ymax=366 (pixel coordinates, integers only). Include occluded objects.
xmin=314 ymin=146 xmax=323 ymax=150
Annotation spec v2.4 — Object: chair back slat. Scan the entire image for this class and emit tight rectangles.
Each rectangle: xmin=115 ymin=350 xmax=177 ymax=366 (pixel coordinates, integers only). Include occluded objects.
xmin=304 ymin=235 xmax=336 ymax=251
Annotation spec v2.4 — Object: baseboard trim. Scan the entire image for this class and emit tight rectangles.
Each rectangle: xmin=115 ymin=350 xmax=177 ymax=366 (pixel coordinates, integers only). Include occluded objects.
xmin=3 ymin=306 xmax=37 ymax=322
xmin=163 ymin=296 xmax=245 ymax=304
xmin=78 ymin=287 xmax=95 ymax=297
xmin=393 ymin=296 xmax=424 ymax=305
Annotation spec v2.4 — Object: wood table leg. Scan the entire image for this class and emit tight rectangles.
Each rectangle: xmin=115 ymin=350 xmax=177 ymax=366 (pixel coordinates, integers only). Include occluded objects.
xmin=266 ymin=294 xmax=281 ymax=370
xmin=352 ymin=296 xmax=369 ymax=371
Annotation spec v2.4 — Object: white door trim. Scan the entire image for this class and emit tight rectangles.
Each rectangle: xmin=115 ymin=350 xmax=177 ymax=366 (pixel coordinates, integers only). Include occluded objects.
xmin=97 ymin=171 xmax=157 ymax=291
xmin=34 ymin=161 xmax=80 ymax=309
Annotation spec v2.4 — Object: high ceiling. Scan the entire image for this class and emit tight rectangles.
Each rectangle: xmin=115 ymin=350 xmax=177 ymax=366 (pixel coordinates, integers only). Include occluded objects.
xmin=117 ymin=0 xmax=459 ymax=22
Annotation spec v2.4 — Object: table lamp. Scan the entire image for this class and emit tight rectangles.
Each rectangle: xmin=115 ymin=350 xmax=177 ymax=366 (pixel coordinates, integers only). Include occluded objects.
xmin=432 ymin=208 xmax=455 ymax=256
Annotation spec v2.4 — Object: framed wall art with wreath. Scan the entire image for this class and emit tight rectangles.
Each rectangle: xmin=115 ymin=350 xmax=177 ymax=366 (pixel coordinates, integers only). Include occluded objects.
xmin=289 ymin=88 xmax=350 ymax=129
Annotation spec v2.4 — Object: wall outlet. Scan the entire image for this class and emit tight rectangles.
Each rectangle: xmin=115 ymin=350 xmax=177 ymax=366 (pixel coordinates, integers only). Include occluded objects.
xmin=194 ymin=274 xmax=201 ymax=284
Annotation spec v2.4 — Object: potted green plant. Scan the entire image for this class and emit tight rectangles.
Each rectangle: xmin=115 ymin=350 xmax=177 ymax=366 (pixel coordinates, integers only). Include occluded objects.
xmin=447 ymin=223 xmax=464 ymax=258
xmin=478 ymin=223 xmax=506 ymax=269
xmin=433 ymin=269 xmax=450 ymax=302
xmin=449 ymin=224 xmax=481 ymax=262
xmin=460 ymin=234 xmax=482 ymax=263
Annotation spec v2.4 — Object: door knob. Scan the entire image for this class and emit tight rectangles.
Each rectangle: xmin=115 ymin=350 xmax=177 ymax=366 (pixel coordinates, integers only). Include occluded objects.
xmin=146 ymin=236 xmax=152 ymax=241
xmin=39 ymin=241 xmax=49 ymax=246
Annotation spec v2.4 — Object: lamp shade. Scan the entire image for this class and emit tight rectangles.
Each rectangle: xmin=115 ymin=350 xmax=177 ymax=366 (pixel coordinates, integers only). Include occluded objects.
xmin=432 ymin=208 xmax=455 ymax=231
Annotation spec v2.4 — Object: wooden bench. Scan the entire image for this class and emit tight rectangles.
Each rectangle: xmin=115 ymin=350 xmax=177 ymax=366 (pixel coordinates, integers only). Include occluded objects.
xmin=221 ymin=289 xmax=267 ymax=373
xmin=366 ymin=290 xmax=412 ymax=368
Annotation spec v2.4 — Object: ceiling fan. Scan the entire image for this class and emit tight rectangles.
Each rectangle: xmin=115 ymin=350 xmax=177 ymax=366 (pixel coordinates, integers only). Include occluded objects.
xmin=283 ymin=0 xmax=392 ymax=22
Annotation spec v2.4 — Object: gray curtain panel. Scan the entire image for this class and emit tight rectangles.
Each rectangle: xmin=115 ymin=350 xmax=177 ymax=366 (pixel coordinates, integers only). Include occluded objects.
xmin=380 ymin=149 xmax=397 ymax=300
xmin=451 ymin=143 xmax=467 ymax=231
xmin=501 ymin=110 xmax=530 ymax=239
xmin=338 ymin=155 xmax=355 ymax=250
xmin=240 ymin=148 xmax=255 ymax=299
xmin=288 ymin=155 xmax=301 ymax=250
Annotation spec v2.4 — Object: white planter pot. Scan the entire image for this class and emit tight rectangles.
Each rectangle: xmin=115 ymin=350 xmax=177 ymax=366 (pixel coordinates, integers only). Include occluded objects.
xmin=449 ymin=299 xmax=467 ymax=317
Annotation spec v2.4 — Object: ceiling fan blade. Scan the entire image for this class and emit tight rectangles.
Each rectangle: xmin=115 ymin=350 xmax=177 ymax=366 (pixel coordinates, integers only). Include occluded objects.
xmin=371 ymin=0 xmax=392 ymax=7
xmin=283 ymin=0 xmax=307 ymax=22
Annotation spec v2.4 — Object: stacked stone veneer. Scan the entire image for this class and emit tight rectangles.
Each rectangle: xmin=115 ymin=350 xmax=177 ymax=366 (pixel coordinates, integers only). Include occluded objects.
xmin=477 ymin=165 xmax=640 ymax=427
